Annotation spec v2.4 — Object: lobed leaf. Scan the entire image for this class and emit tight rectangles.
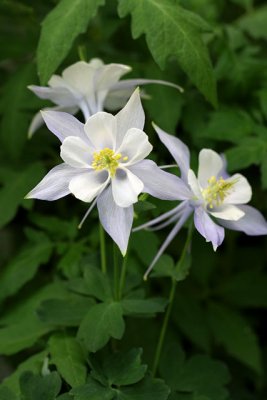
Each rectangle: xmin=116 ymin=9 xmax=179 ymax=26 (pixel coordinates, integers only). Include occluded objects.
xmin=118 ymin=0 xmax=217 ymax=105
xmin=37 ymin=0 xmax=106 ymax=84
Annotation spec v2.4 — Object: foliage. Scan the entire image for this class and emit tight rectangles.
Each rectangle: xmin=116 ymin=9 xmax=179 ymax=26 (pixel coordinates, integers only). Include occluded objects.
xmin=1 ymin=0 xmax=267 ymax=399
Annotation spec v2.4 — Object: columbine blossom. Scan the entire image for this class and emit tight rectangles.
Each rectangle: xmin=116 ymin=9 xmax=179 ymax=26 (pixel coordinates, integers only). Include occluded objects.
xmin=135 ymin=124 xmax=267 ymax=278
xmin=26 ymin=90 xmax=188 ymax=255
xmin=28 ymin=58 xmax=182 ymax=137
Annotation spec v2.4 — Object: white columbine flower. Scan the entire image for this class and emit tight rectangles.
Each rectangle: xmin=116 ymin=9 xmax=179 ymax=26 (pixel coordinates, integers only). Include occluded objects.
xmin=26 ymin=90 xmax=188 ymax=254
xmin=135 ymin=124 xmax=267 ymax=278
xmin=28 ymin=58 xmax=182 ymax=137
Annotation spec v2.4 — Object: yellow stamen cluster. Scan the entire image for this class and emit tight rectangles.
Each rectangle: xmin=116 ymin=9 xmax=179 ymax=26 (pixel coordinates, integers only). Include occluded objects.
xmin=91 ymin=148 xmax=128 ymax=177
xmin=202 ymin=176 xmax=235 ymax=209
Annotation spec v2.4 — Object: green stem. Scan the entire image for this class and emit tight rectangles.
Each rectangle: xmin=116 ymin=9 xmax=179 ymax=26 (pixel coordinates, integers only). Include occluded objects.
xmin=152 ymin=221 xmax=193 ymax=377
xmin=113 ymin=244 xmax=119 ymax=300
xmin=118 ymin=252 xmax=128 ymax=300
xmin=99 ymin=224 xmax=107 ymax=275
xmin=152 ymin=278 xmax=177 ymax=377
xmin=78 ymin=45 xmax=87 ymax=61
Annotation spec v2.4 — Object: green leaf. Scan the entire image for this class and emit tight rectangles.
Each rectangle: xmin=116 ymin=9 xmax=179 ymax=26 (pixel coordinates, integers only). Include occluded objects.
xmin=207 ymin=302 xmax=262 ymax=373
xmin=0 ymin=234 xmax=53 ymax=303
xmin=260 ymin=156 xmax=267 ymax=189
xmin=0 ymin=163 xmax=45 ymax=228
xmin=100 ymin=348 xmax=147 ymax=386
xmin=37 ymin=297 xmax=94 ymax=327
xmin=0 ymin=64 xmax=36 ymax=159
xmin=216 ymin=269 xmax=267 ymax=308
xmin=1 ymin=351 xmax=47 ymax=396
xmin=173 ymin=291 xmax=211 ymax=352
xmin=199 ymin=108 xmax=254 ymax=144
xmin=20 ymin=371 xmax=61 ymax=400
xmin=49 ymin=333 xmax=87 ymax=388
xmin=30 ymin=213 xmax=79 ymax=240
xmin=225 ymin=137 xmax=266 ymax=172
xmin=116 ymin=376 xmax=170 ymax=400
xmin=118 ymin=0 xmax=217 ymax=106
xmin=0 ymin=317 xmax=51 ymax=355
xmin=0 ymin=386 xmax=17 ymax=400
xmin=0 ymin=282 xmax=68 ymax=326
xmin=78 ymin=302 xmax=125 ymax=352
xmin=71 ymin=377 xmax=114 ymax=400
xmin=121 ymin=298 xmax=167 ymax=316
xmin=238 ymin=5 xmax=267 ymax=40
xmin=84 ymin=265 xmax=113 ymax=301
xmin=37 ymin=0 xmax=105 ymax=84
xmin=174 ymin=355 xmax=230 ymax=400
xmin=160 ymin=343 xmax=230 ymax=400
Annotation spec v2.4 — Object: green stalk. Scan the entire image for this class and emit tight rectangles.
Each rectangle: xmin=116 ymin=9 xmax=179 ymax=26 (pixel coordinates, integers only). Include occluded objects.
xmin=118 ymin=252 xmax=128 ymax=300
xmin=152 ymin=277 xmax=177 ymax=377
xmin=113 ymin=244 xmax=119 ymax=300
xmin=99 ymin=224 xmax=107 ymax=275
xmin=152 ymin=221 xmax=193 ymax=377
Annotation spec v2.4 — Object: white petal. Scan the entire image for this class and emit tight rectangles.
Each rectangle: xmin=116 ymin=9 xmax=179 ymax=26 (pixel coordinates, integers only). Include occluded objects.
xmin=188 ymin=169 xmax=203 ymax=200
xmin=96 ymin=63 xmax=131 ymax=91
xmin=28 ymin=84 xmax=76 ymax=107
xmin=198 ymin=149 xmax=223 ymax=188
xmin=60 ymin=137 xmax=93 ymax=168
xmin=129 ymin=160 xmax=192 ymax=200
xmin=28 ymin=106 xmax=79 ymax=138
xmin=112 ymin=168 xmax=144 ymax=207
xmin=97 ymin=185 xmax=133 ymax=255
xmin=153 ymin=124 xmax=190 ymax=181
xmin=41 ymin=110 xmax=88 ymax=143
xmin=69 ymin=171 xmax=109 ymax=203
xmin=116 ymin=88 xmax=145 ymax=147
xmin=194 ymin=206 xmax=225 ymax=251
xmin=62 ymin=61 xmax=94 ymax=96
xmin=25 ymin=163 xmax=80 ymax=200
xmin=104 ymin=87 xmax=133 ymax=111
xmin=117 ymin=128 xmax=152 ymax=165
xmin=111 ymin=78 xmax=183 ymax=92
xmin=217 ymin=205 xmax=267 ymax=235
xmin=84 ymin=112 xmax=116 ymax=150
xmin=223 ymin=173 xmax=252 ymax=204
xmin=209 ymin=204 xmax=245 ymax=221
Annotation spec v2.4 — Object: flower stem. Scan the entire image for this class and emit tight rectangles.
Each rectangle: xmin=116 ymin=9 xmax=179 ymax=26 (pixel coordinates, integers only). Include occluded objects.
xmin=113 ymin=244 xmax=119 ymax=300
xmin=152 ymin=221 xmax=193 ymax=377
xmin=152 ymin=278 xmax=177 ymax=377
xmin=118 ymin=252 xmax=128 ymax=300
xmin=99 ymin=224 xmax=107 ymax=275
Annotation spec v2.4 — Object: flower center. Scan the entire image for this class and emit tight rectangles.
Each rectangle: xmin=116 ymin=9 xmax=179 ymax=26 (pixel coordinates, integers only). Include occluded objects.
xmin=202 ymin=176 xmax=235 ymax=209
xmin=91 ymin=148 xmax=128 ymax=177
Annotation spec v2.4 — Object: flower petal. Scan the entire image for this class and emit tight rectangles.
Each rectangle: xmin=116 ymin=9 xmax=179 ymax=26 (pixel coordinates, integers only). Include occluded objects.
xmin=62 ymin=61 xmax=94 ymax=96
xmin=129 ymin=159 xmax=191 ymax=200
xmin=84 ymin=112 xmax=116 ymax=150
xmin=223 ymin=173 xmax=252 ymax=204
xmin=41 ymin=110 xmax=88 ymax=143
xmin=97 ymin=185 xmax=134 ymax=255
xmin=198 ymin=149 xmax=223 ymax=188
xmin=28 ymin=84 xmax=76 ymax=107
xmin=69 ymin=170 xmax=109 ymax=203
xmin=96 ymin=64 xmax=131 ymax=91
xmin=217 ymin=205 xmax=267 ymax=235
xmin=111 ymin=78 xmax=183 ymax=93
xmin=153 ymin=124 xmax=190 ymax=181
xmin=28 ymin=106 xmax=79 ymax=138
xmin=209 ymin=204 xmax=245 ymax=221
xmin=112 ymin=168 xmax=144 ymax=207
xmin=194 ymin=206 xmax=225 ymax=251
xmin=188 ymin=169 xmax=203 ymax=200
xmin=60 ymin=137 xmax=93 ymax=168
xmin=25 ymin=163 xmax=80 ymax=200
xmin=116 ymin=88 xmax=145 ymax=147
xmin=117 ymin=128 xmax=152 ymax=165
